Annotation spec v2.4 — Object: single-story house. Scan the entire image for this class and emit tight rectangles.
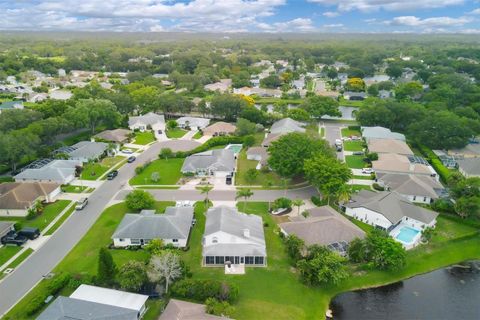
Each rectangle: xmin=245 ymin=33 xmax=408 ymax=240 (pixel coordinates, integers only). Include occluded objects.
xmin=345 ymin=190 xmax=439 ymax=249
xmin=0 ymin=221 xmax=15 ymax=239
xmin=364 ymin=75 xmax=390 ymax=86
xmin=376 ymin=173 xmax=445 ymax=204
xmin=0 ymin=182 xmax=61 ymax=217
xmin=361 ymin=126 xmax=406 ymax=143
xmin=456 ymin=158 xmax=480 ymax=178
xmin=233 ymin=87 xmax=282 ymax=98
xmin=367 ymin=138 xmax=414 ymax=155
xmin=204 ymin=79 xmax=232 ymax=93
xmin=343 ymin=91 xmax=366 ymax=101
xmin=279 ymin=206 xmax=365 ymax=255
xmin=203 ymin=122 xmax=236 ymax=136
xmin=181 ymin=149 xmax=235 ymax=177
xmin=246 ymin=146 xmax=269 ymax=169
xmin=37 ymin=284 xmax=149 ymax=320
xmin=372 ymin=153 xmax=438 ymax=180
xmin=0 ymin=100 xmax=24 ymax=114
xmin=112 ymin=207 xmax=194 ymax=248
xmin=160 ymin=299 xmax=229 ymax=320
xmin=177 ymin=117 xmax=211 ymax=131
xmin=94 ymin=129 xmax=132 ymax=144
xmin=14 ymin=160 xmax=81 ymax=184
xmin=128 ymin=112 xmax=165 ymax=132
xmin=203 ymin=206 xmax=266 ymax=267
xmin=448 ymin=143 xmax=480 ymax=159
xmin=54 ymin=141 xmax=108 ymax=162
xmin=49 ymin=89 xmax=73 ymax=100
xmin=262 ymin=118 xmax=305 ymax=147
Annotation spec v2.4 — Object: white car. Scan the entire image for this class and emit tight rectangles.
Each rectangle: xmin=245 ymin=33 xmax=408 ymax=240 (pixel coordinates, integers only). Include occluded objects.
xmin=361 ymin=168 xmax=374 ymax=174
xmin=75 ymin=197 xmax=88 ymax=210
xmin=122 ymin=149 xmax=133 ymax=154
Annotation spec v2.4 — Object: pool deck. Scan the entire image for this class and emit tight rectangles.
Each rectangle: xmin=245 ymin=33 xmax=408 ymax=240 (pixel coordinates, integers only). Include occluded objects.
xmin=390 ymin=224 xmax=422 ymax=250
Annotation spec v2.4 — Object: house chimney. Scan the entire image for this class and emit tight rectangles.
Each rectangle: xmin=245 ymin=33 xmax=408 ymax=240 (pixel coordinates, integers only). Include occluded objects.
xmin=243 ymin=229 xmax=250 ymax=238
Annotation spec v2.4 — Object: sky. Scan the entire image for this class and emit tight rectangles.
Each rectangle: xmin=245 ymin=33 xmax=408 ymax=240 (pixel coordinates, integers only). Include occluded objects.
xmin=1 ymin=0 xmax=480 ymax=34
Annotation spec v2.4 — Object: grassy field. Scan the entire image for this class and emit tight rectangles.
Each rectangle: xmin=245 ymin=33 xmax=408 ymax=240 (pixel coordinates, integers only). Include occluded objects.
xmin=61 ymin=185 xmax=88 ymax=193
xmin=353 ymin=174 xmax=374 ymax=180
xmin=235 ymin=150 xmax=284 ymax=186
xmin=345 ymin=155 xmax=367 ymax=169
xmin=80 ymin=156 xmax=126 ymax=180
xmin=351 ymin=184 xmax=372 ymax=192
xmin=341 ymin=128 xmax=361 ymax=137
xmin=44 ymin=205 xmax=76 ymax=236
xmin=129 ymin=158 xmax=184 ymax=185
xmin=0 ymin=246 xmax=22 ymax=267
xmin=343 ymin=140 xmax=365 ymax=151
xmin=339 ymin=97 xmax=365 ymax=107
xmin=166 ymin=128 xmax=188 ymax=139
xmin=133 ymin=131 xmax=156 ymax=145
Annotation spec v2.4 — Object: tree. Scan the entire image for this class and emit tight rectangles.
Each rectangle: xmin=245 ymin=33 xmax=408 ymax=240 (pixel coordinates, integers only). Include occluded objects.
xmin=151 ymin=172 xmax=160 ymax=183
xmin=211 ymin=94 xmax=247 ymax=121
xmin=292 ymin=199 xmax=304 ymax=216
xmin=260 ymin=74 xmax=282 ymax=88
xmin=0 ymin=109 xmax=43 ymax=133
xmin=284 ymin=235 xmax=305 ymax=262
xmin=167 ymin=120 xmax=177 ymax=130
xmin=148 ymin=252 xmax=183 ymax=293
xmin=367 ymin=84 xmax=379 ymax=97
xmin=287 ymin=108 xmax=310 ymax=121
xmin=299 ymin=95 xmax=340 ymax=119
xmin=386 ymin=64 xmax=403 ymax=79
xmin=244 ymin=168 xmax=258 ymax=184
xmin=240 ymin=106 xmax=267 ymax=125
xmin=68 ymin=99 xmax=121 ymax=134
xmin=454 ymin=196 xmax=480 ymax=219
xmin=0 ymin=130 xmax=40 ymax=171
xmin=304 ymin=155 xmax=352 ymax=205
xmin=345 ymin=77 xmax=365 ymax=92
xmin=199 ymin=184 xmax=214 ymax=204
xmin=235 ymin=118 xmax=257 ymax=136
xmin=125 ymin=190 xmax=155 ymax=211
xmin=130 ymin=86 xmax=160 ymax=112
xmin=236 ymin=188 xmax=254 ymax=211
xmin=395 ymin=82 xmax=423 ymax=100
xmin=296 ymin=245 xmax=348 ymax=285
xmin=97 ymin=248 xmax=116 ymax=286
xmin=243 ymin=135 xmax=255 ymax=148
xmin=159 ymin=148 xmax=173 ymax=160
xmin=118 ymin=261 xmax=148 ymax=292
xmin=144 ymin=239 xmax=164 ymax=255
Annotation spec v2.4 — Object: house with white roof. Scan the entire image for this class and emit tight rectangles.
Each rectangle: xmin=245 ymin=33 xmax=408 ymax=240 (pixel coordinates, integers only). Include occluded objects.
xmin=128 ymin=112 xmax=165 ymax=132
xmin=181 ymin=149 xmax=235 ymax=177
xmin=204 ymin=79 xmax=232 ymax=93
xmin=14 ymin=160 xmax=81 ymax=184
xmin=54 ymin=141 xmax=108 ymax=162
xmin=361 ymin=126 xmax=406 ymax=142
xmin=176 ymin=117 xmax=211 ymax=131
xmin=203 ymin=206 xmax=266 ymax=267
xmin=112 ymin=207 xmax=194 ymax=248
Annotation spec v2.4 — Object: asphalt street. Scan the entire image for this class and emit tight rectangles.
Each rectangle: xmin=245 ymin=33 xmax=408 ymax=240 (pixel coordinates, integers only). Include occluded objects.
xmin=323 ymin=121 xmax=345 ymax=160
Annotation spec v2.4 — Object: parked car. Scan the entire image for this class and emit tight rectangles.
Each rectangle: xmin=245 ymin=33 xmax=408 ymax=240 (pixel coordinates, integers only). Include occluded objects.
xmin=352 ymin=151 xmax=364 ymax=155
xmin=362 ymin=168 xmax=374 ymax=174
xmin=350 ymin=135 xmax=361 ymax=141
xmin=336 ymin=145 xmax=342 ymax=152
xmin=18 ymin=227 xmax=40 ymax=240
xmin=127 ymin=156 xmax=136 ymax=163
xmin=76 ymin=197 xmax=88 ymax=210
xmin=157 ymin=129 xmax=163 ymax=134
xmin=107 ymin=170 xmax=118 ymax=180
xmin=335 ymin=139 xmax=342 ymax=146
xmin=122 ymin=149 xmax=133 ymax=154
xmin=1 ymin=231 xmax=27 ymax=246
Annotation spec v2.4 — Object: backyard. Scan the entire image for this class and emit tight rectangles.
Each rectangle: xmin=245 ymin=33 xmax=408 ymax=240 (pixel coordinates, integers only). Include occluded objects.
xmin=129 ymin=158 xmax=184 ymax=186
xmin=235 ymin=150 xmax=283 ymax=186
xmin=133 ymin=131 xmax=156 ymax=145
xmin=80 ymin=156 xmax=126 ymax=180
xmin=166 ymin=128 xmax=188 ymax=139
xmin=345 ymin=155 xmax=367 ymax=169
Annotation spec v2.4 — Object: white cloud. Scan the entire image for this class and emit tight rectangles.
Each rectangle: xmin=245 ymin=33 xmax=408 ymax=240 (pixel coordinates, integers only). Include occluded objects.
xmin=323 ymin=23 xmax=344 ymax=27
xmin=469 ymin=8 xmax=480 ymax=15
xmin=308 ymin=0 xmax=464 ymax=12
xmin=323 ymin=11 xmax=340 ymax=17
xmin=257 ymin=18 xmax=316 ymax=33
xmin=388 ymin=15 xmax=472 ymax=27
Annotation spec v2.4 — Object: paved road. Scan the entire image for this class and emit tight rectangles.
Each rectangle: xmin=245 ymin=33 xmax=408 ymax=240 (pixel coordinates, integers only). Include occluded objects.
xmin=323 ymin=122 xmax=345 ymax=161
xmin=115 ymin=186 xmax=319 ymax=202
xmin=0 ymin=142 xmax=165 ymax=316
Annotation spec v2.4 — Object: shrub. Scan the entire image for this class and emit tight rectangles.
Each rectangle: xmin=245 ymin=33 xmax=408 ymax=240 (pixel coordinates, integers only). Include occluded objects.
xmin=26 ymin=208 xmax=37 ymax=220
xmin=372 ymin=183 xmax=385 ymax=191
xmin=171 ymin=279 xmax=239 ymax=303
xmin=125 ymin=190 xmax=155 ymax=211
xmin=184 ymin=136 xmax=245 ymax=156
xmin=135 ymin=165 xmax=145 ymax=174
xmin=311 ymin=196 xmax=323 ymax=206
xmin=272 ymin=197 xmax=292 ymax=210
xmin=366 ymin=152 xmax=378 ymax=161
xmin=205 ymin=298 xmax=235 ymax=317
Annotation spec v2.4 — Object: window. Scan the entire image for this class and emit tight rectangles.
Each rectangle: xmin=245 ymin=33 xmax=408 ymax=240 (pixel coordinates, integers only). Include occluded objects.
xmin=234 ymin=256 xmax=240 ymax=264
xmin=424 ymin=197 xmax=427 ymax=202
xmin=215 ymin=256 xmax=224 ymax=264
xmin=255 ymin=257 xmax=264 ymax=265
xmin=131 ymin=239 xmax=140 ymax=245
xmin=206 ymin=256 xmax=215 ymax=265
xmin=245 ymin=256 xmax=254 ymax=264
xmin=413 ymin=196 xmax=416 ymax=201
xmin=172 ymin=239 xmax=178 ymax=243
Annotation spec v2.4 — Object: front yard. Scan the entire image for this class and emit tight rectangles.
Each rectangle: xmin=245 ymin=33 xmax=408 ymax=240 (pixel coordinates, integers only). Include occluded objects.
xmin=80 ymin=156 xmax=126 ymax=180
xmin=345 ymin=155 xmax=367 ymax=169
xmin=343 ymin=140 xmax=365 ymax=152
xmin=341 ymin=127 xmax=361 ymax=137
xmin=166 ymin=128 xmax=188 ymax=139
xmin=133 ymin=131 xmax=156 ymax=145
xmin=235 ymin=150 xmax=284 ymax=186
xmin=129 ymin=158 xmax=184 ymax=186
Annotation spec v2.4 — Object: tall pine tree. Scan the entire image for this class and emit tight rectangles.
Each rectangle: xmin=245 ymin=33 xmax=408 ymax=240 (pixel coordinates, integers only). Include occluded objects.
xmin=97 ymin=248 xmax=116 ymax=286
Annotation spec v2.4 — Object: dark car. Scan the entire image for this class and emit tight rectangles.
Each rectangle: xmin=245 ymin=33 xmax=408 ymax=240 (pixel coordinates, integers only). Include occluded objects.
xmin=127 ymin=156 xmax=136 ymax=163
xmin=1 ymin=231 xmax=28 ymax=246
xmin=157 ymin=129 xmax=163 ymax=134
xmin=18 ymin=227 xmax=40 ymax=240
xmin=336 ymin=145 xmax=342 ymax=152
xmin=107 ymin=170 xmax=118 ymax=180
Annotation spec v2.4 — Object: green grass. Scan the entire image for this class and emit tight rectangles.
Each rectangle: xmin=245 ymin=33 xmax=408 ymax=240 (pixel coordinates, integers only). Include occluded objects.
xmin=166 ymin=128 xmax=188 ymax=139
xmin=0 ymin=176 xmax=14 ymax=183
xmin=80 ymin=156 xmax=126 ymax=180
xmin=353 ymin=175 xmax=374 ymax=180
xmin=305 ymin=123 xmax=320 ymax=139
xmin=351 ymin=184 xmax=372 ymax=192
xmin=255 ymin=97 xmax=303 ymax=104
xmin=0 ymin=246 xmax=22 ymax=267
xmin=320 ymin=127 xmax=325 ymax=138
xmin=345 ymin=155 xmax=367 ymax=169
xmin=61 ymin=185 xmax=87 ymax=193
xmin=339 ymin=97 xmax=365 ymax=107
xmin=235 ymin=150 xmax=286 ymax=187
xmin=133 ymin=131 xmax=156 ymax=145
xmin=129 ymin=158 xmax=184 ymax=185
xmin=5 ymin=248 xmax=33 ymax=269
xmin=137 ymin=186 xmax=181 ymax=190
xmin=343 ymin=140 xmax=365 ymax=152
xmin=341 ymin=128 xmax=361 ymax=137
xmin=22 ymin=200 xmax=72 ymax=231
xmin=193 ymin=131 xmax=203 ymax=139
xmin=44 ymin=205 xmax=76 ymax=236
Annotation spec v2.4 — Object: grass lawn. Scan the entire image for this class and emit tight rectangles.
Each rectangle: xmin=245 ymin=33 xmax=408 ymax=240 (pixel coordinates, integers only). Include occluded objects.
xmin=166 ymin=128 xmax=187 ymax=139
xmin=345 ymin=155 xmax=367 ymax=169
xmin=353 ymin=175 xmax=374 ymax=180
xmin=24 ymin=200 xmax=72 ymax=231
xmin=193 ymin=131 xmax=203 ymax=139
xmin=0 ymin=246 xmax=22 ymax=266
xmin=255 ymin=97 xmax=303 ymax=105
xmin=6 ymin=248 xmax=33 ymax=269
xmin=343 ymin=140 xmax=365 ymax=152
xmin=80 ymin=156 xmax=126 ymax=180
xmin=351 ymin=184 xmax=372 ymax=192
xmin=235 ymin=150 xmax=287 ymax=187
xmin=133 ymin=131 xmax=156 ymax=145
xmin=339 ymin=97 xmax=365 ymax=108
xmin=305 ymin=123 xmax=320 ymax=139
xmin=0 ymin=175 xmax=13 ymax=183
xmin=129 ymin=158 xmax=184 ymax=185
xmin=44 ymin=205 xmax=76 ymax=236
xmin=341 ymin=128 xmax=361 ymax=137
xmin=320 ymin=127 xmax=325 ymax=138
xmin=61 ymin=185 xmax=88 ymax=193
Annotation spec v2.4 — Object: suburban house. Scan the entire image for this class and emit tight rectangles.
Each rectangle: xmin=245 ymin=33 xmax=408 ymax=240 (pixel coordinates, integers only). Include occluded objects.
xmin=160 ymin=299 xmax=229 ymax=320
xmin=14 ymin=160 xmax=81 ymax=184
xmin=202 ymin=206 xmax=267 ymax=267
xmin=49 ymin=89 xmax=73 ymax=100
xmin=246 ymin=146 xmax=269 ymax=169
xmin=367 ymin=138 xmax=414 ymax=155
xmin=0 ymin=221 xmax=15 ymax=239
xmin=448 ymin=143 xmax=480 ymax=158
xmin=177 ymin=117 xmax=211 ymax=131
xmin=361 ymin=126 xmax=406 ymax=143
xmin=94 ymin=128 xmax=132 ymax=144
xmin=54 ymin=141 xmax=108 ymax=162
xmin=343 ymin=91 xmax=366 ymax=101
xmin=379 ymin=90 xmax=394 ymax=99
xmin=203 ymin=122 xmax=236 ymax=136
xmin=0 ymin=182 xmax=61 ymax=217
xmin=376 ymin=173 xmax=445 ymax=204
xmin=262 ymin=117 xmax=305 ymax=147
xmin=128 ymin=112 xmax=165 ymax=132
xmin=37 ymin=285 xmax=149 ymax=320
xmin=279 ymin=206 xmax=365 ymax=255
xmin=0 ymin=100 xmax=24 ymax=113
xmin=345 ymin=190 xmax=439 ymax=249
xmin=204 ymin=79 xmax=232 ymax=93
xmin=233 ymin=87 xmax=282 ymax=98
xmin=112 ymin=207 xmax=194 ymax=248
xmin=456 ymin=158 xmax=480 ymax=178
xmin=181 ymin=149 xmax=235 ymax=177
xmin=372 ymin=153 xmax=438 ymax=180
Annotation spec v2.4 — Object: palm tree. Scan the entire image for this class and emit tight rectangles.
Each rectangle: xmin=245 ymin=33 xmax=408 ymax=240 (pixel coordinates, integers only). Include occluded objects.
xmin=236 ymin=188 xmax=254 ymax=211
xmin=199 ymin=184 xmax=213 ymax=205
xmin=292 ymin=199 xmax=304 ymax=216
xmin=336 ymin=184 xmax=352 ymax=205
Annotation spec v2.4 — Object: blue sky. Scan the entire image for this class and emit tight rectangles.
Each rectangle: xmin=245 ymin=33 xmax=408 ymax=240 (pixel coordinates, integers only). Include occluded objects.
xmin=1 ymin=0 xmax=480 ymax=33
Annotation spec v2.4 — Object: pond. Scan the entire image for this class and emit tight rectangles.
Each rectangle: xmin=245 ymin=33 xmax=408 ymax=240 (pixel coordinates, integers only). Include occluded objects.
xmin=331 ymin=262 xmax=480 ymax=320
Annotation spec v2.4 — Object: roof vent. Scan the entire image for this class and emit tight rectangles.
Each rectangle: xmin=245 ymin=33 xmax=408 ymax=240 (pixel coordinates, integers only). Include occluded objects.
xmin=243 ymin=229 xmax=250 ymax=238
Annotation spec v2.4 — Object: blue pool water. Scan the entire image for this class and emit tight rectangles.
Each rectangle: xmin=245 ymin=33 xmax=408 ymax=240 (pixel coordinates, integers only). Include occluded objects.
xmin=395 ymin=226 xmax=420 ymax=243
xmin=225 ymin=144 xmax=243 ymax=154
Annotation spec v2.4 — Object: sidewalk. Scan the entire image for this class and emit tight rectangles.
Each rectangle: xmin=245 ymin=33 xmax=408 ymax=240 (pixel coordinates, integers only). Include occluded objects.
xmin=180 ymin=130 xmax=197 ymax=140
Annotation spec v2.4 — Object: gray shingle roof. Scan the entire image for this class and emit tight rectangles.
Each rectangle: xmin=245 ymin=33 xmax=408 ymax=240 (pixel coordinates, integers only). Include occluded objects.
xmin=128 ymin=112 xmax=165 ymax=127
xmin=270 ymin=117 xmax=305 ymax=135
xmin=457 ymin=158 xmax=480 ymax=176
xmin=112 ymin=207 xmax=193 ymax=240
xmin=14 ymin=160 xmax=81 ymax=182
xmin=62 ymin=141 xmax=108 ymax=160
xmin=377 ymin=173 xmax=444 ymax=199
xmin=36 ymin=296 xmax=138 ymax=320
xmin=177 ymin=116 xmax=210 ymax=128
xmin=160 ymin=299 xmax=229 ymax=320
xmin=203 ymin=206 xmax=266 ymax=257
xmin=181 ymin=149 xmax=235 ymax=173
xmin=346 ymin=190 xmax=438 ymax=224
xmin=361 ymin=126 xmax=406 ymax=141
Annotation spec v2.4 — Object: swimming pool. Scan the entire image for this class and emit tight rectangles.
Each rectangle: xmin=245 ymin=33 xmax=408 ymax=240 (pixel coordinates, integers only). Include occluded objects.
xmin=225 ymin=144 xmax=243 ymax=155
xmin=395 ymin=226 xmax=420 ymax=244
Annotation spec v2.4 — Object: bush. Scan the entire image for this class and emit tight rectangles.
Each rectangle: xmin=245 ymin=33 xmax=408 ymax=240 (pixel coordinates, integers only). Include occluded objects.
xmin=311 ymin=196 xmax=323 ymax=206
xmin=366 ymin=152 xmax=378 ymax=161
xmin=125 ymin=190 xmax=155 ymax=211
xmin=171 ymin=279 xmax=239 ymax=303
xmin=205 ymin=298 xmax=235 ymax=317
xmin=272 ymin=197 xmax=292 ymax=210
xmin=25 ymin=273 xmax=72 ymax=316
xmin=372 ymin=183 xmax=385 ymax=191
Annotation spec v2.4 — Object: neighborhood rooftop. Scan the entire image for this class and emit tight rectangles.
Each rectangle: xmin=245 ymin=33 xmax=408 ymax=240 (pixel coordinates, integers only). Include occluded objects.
xmin=181 ymin=149 xmax=235 ymax=173
xmin=128 ymin=112 xmax=165 ymax=127
xmin=377 ymin=173 xmax=445 ymax=200
xmin=367 ymin=138 xmax=414 ymax=155
xmin=0 ymin=182 xmax=60 ymax=210
xmin=361 ymin=126 xmax=406 ymax=142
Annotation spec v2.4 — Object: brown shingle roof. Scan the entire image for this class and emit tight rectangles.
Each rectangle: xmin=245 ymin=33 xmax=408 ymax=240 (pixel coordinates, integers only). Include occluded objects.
xmin=94 ymin=129 xmax=132 ymax=143
xmin=203 ymin=122 xmax=236 ymax=136
xmin=0 ymin=182 xmax=60 ymax=210
xmin=367 ymin=138 xmax=413 ymax=155
xmin=159 ymin=299 xmax=229 ymax=320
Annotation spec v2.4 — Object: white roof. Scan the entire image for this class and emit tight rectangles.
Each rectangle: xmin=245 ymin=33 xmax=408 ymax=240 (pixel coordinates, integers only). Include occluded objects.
xmin=70 ymin=284 xmax=148 ymax=312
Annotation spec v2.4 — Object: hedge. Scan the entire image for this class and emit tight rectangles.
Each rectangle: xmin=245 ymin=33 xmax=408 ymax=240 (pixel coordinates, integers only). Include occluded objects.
xmin=24 ymin=273 xmax=71 ymax=316
xmin=171 ymin=279 xmax=239 ymax=303
xmin=416 ymin=144 xmax=452 ymax=183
